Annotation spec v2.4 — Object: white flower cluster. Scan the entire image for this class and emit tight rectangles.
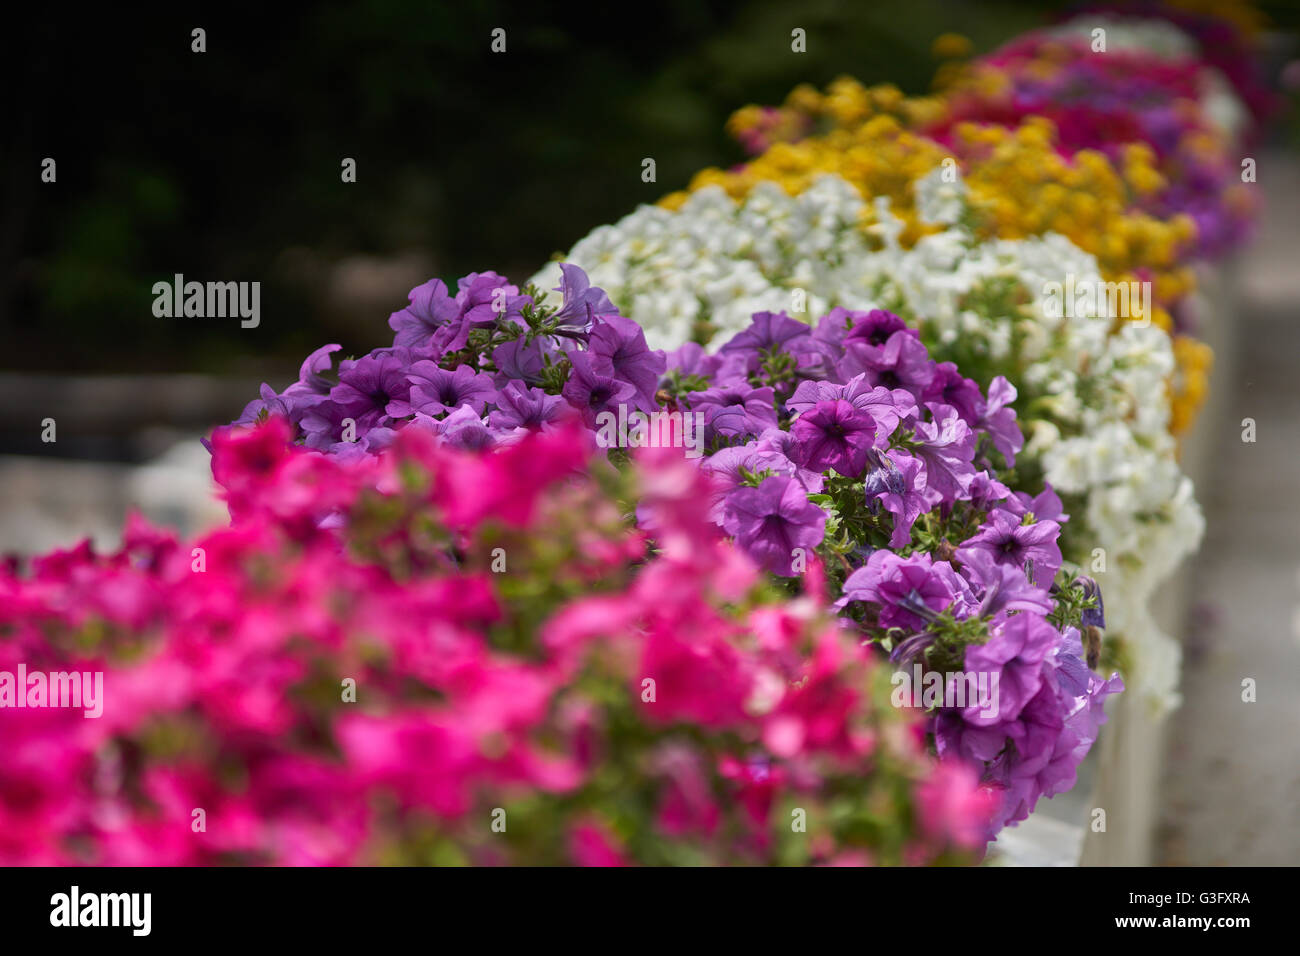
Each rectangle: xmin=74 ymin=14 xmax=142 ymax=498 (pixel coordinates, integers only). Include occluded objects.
xmin=530 ymin=176 xmax=871 ymax=351
xmin=532 ymin=170 xmax=1202 ymax=714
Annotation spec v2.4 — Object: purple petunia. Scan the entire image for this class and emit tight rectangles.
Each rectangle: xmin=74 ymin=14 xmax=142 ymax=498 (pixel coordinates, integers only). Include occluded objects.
xmin=838 ymin=328 xmax=935 ymax=397
xmin=588 ymin=315 xmax=666 ymax=413
xmin=550 ymin=262 xmax=616 ymax=332
xmin=491 ymin=338 xmax=547 ymax=387
xmin=1002 ymin=483 xmax=1068 ymax=526
xmin=283 ymin=344 xmax=343 ymax=408
xmin=488 ymin=381 xmax=566 ymax=431
xmin=720 ymin=310 xmax=812 ymax=354
xmin=701 ymin=443 xmax=816 ymax=524
xmin=789 ymin=399 xmax=877 ymax=476
xmin=687 ymin=383 xmax=778 ymax=441
xmin=866 ymin=450 xmax=928 ymax=549
xmin=977 ymin=376 xmax=1023 ymax=467
xmin=324 ymin=347 xmax=418 ymax=433
xmin=561 ymin=351 xmax=637 ymax=428
xmin=721 ymin=474 xmax=827 ymax=576
xmin=234 ymin=383 xmax=296 ymax=427
xmin=457 ymin=272 xmax=529 ymax=326
xmin=388 ymin=278 xmax=460 ymax=352
xmin=837 ymin=551 xmax=960 ymax=633
xmin=959 ymin=611 xmax=1060 ymax=726
xmin=960 ymin=509 xmax=1062 ymax=588
xmin=787 ymin=374 xmax=916 ymax=443
xmin=911 ymin=403 xmax=977 ymax=503
xmin=923 ymin=362 xmax=984 ymax=426
xmin=404 ymin=362 xmax=498 ymax=417
xmin=956 ymin=547 xmax=1054 ymax=619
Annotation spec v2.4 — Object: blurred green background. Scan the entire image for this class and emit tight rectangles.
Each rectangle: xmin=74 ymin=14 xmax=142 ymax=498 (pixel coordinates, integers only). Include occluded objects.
xmin=4 ymin=0 xmax=1298 ymax=382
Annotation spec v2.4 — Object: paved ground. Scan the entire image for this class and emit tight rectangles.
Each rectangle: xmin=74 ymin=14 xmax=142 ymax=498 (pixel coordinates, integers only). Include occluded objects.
xmin=1156 ymin=153 xmax=1300 ymax=866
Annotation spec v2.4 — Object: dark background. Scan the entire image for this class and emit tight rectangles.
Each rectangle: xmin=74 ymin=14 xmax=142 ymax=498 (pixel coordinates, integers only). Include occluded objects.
xmin=3 ymin=1 xmax=1297 ymax=385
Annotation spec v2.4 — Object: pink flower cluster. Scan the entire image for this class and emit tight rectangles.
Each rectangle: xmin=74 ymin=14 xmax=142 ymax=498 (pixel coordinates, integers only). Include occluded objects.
xmin=0 ymin=416 xmax=995 ymax=865
xmin=936 ymin=29 xmax=1261 ymax=257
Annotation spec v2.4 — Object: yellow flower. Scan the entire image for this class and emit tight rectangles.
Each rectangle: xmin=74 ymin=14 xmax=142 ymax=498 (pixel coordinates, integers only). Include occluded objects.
xmin=785 ymin=83 xmax=825 ymax=115
xmin=1166 ymin=0 xmax=1266 ymax=36
xmin=931 ymin=32 xmax=973 ymax=59
xmin=1171 ymin=336 xmax=1214 ymax=435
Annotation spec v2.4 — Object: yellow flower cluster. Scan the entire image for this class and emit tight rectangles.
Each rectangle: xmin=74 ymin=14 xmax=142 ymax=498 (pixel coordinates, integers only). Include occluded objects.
xmin=1166 ymin=0 xmax=1267 ymax=36
xmin=667 ymin=77 xmax=1209 ymax=433
xmin=1171 ymin=335 xmax=1213 ymax=436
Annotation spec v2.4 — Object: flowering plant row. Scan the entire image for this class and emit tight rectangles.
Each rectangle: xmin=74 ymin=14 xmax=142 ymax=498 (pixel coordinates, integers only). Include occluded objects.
xmin=3 ymin=412 xmax=1007 ymax=865
xmin=538 ymin=5 xmax=1271 ymax=714
xmin=679 ymin=7 xmax=1271 ymax=436
xmin=533 ymin=174 xmax=1196 ymax=713
xmin=218 ymin=256 xmax=1121 ymax=837
xmin=3 ymin=3 xmax=1264 ymax=865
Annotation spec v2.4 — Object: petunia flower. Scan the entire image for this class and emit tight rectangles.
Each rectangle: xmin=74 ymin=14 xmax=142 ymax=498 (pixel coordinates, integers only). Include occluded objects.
xmin=722 ymin=475 xmax=827 ymax=576
xmin=388 ymin=278 xmax=460 ymax=352
xmin=588 ymin=315 xmax=666 ymax=412
xmin=686 ymin=384 xmax=778 ymax=441
xmin=960 ymin=508 xmax=1062 ymax=588
xmin=561 ymin=351 xmax=636 ymax=428
xmin=789 ymin=399 xmax=877 ymax=476
xmin=403 ymin=362 xmax=498 ymax=417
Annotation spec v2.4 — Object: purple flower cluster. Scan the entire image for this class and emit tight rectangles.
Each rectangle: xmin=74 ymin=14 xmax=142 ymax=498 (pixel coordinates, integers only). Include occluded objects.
xmin=234 ymin=264 xmax=665 ymax=458
xmin=674 ymin=307 xmax=1024 ymax=572
xmin=839 ymin=547 xmax=1122 ymax=832
xmin=669 ymin=305 xmax=1122 ymax=836
xmin=232 ymin=275 xmax=1122 ymax=842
